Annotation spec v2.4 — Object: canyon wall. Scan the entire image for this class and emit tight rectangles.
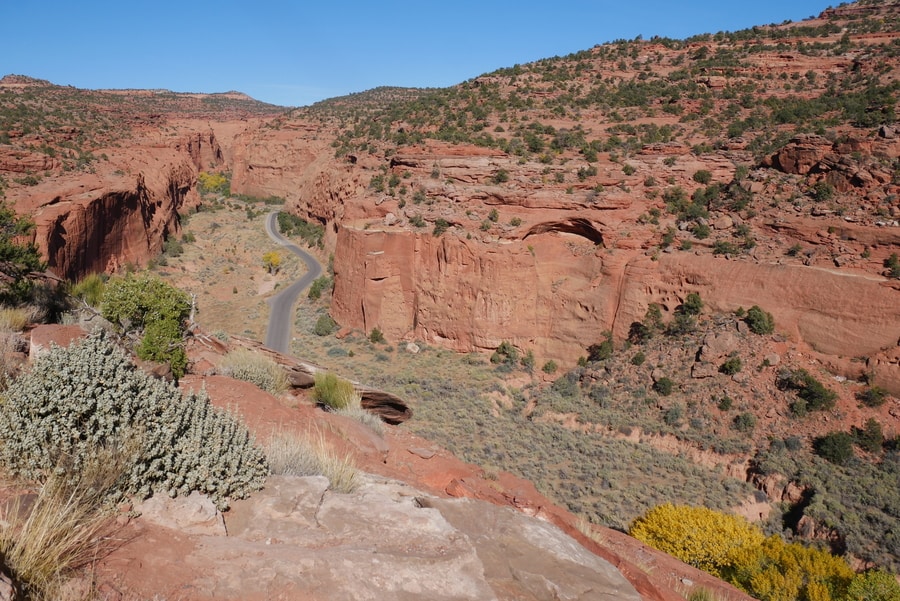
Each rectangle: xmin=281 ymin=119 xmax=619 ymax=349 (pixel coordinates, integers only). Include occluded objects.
xmin=330 ymin=223 xmax=900 ymax=389
xmin=227 ymin=128 xmax=900 ymax=392
xmin=7 ymin=130 xmax=223 ymax=281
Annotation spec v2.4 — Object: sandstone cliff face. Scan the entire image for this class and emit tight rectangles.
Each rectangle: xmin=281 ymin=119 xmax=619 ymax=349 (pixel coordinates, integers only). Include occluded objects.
xmin=5 ymin=132 xmax=218 ymax=280
xmin=330 ymin=223 xmax=900 ymax=389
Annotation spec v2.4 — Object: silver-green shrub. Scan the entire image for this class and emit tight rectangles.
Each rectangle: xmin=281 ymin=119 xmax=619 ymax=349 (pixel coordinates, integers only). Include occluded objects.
xmin=0 ymin=331 xmax=268 ymax=509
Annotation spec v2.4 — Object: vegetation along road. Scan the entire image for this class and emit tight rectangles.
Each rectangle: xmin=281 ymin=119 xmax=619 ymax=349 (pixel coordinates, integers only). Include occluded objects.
xmin=263 ymin=211 xmax=322 ymax=354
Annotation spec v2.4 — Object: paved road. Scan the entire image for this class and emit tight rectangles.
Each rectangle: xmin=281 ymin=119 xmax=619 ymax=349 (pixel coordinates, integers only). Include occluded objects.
xmin=263 ymin=211 xmax=323 ymax=354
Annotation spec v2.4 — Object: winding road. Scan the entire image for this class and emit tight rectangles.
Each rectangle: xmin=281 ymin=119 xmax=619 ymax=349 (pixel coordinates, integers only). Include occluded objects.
xmin=263 ymin=211 xmax=323 ymax=354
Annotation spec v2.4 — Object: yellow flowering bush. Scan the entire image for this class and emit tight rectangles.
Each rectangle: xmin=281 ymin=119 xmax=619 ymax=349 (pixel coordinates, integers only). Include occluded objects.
xmin=628 ymin=503 xmax=764 ymax=574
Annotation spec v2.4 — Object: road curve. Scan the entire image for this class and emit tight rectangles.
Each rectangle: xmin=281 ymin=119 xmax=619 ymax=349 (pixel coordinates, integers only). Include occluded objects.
xmin=263 ymin=211 xmax=323 ymax=354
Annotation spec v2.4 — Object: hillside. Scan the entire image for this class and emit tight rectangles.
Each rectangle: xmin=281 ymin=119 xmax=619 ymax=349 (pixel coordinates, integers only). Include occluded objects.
xmin=225 ymin=0 xmax=900 ymax=574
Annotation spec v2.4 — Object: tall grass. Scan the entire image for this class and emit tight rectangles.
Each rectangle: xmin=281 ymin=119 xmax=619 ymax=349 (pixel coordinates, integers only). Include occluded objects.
xmin=0 ymin=448 xmax=126 ymax=600
xmin=0 ymin=308 xmax=28 ymax=332
xmin=313 ymin=372 xmax=359 ymax=410
xmin=265 ymin=429 xmax=359 ymax=493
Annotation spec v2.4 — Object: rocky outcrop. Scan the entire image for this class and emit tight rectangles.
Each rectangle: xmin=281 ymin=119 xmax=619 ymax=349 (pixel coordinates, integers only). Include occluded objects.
xmin=110 ymin=474 xmax=641 ymax=601
xmin=330 ymin=224 xmax=900 ymax=390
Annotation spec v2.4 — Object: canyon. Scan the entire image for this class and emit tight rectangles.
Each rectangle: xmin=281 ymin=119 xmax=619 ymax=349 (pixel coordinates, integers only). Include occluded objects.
xmin=2 ymin=0 xmax=900 ymax=597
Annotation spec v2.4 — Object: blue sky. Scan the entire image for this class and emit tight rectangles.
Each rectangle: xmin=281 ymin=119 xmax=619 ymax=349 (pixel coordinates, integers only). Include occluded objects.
xmin=4 ymin=1 xmax=834 ymax=107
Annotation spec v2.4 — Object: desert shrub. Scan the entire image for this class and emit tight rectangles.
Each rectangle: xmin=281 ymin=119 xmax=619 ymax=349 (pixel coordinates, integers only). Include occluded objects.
xmin=632 ymin=504 xmax=865 ymax=601
xmin=629 ymin=504 xmax=764 ymax=573
xmin=307 ymin=275 xmax=333 ymax=300
xmin=693 ymin=169 xmax=713 ymax=184
xmin=732 ymin=412 xmax=757 ymax=433
xmin=726 ymin=535 xmax=855 ymax=601
xmin=885 ymin=253 xmax=900 ymax=279
xmin=814 ymin=431 xmax=855 ymax=465
xmin=720 ymin=355 xmax=743 ymax=375
xmin=276 ymin=211 xmax=324 ymax=248
xmin=219 ymin=348 xmax=289 ymax=395
xmin=432 ymin=218 xmax=450 ymax=237
xmin=680 ymin=292 xmax=704 ymax=316
xmin=718 ymin=395 xmax=734 ymax=411
xmin=857 ymin=386 xmax=888 ymax=408
xmin=70 ymin=273 xmax=106 ymax=308
xmin=587 ymin=333 xmax=614 ymax=362
xmin=746 ymin=305 xmax=775 ymax=335
xmin=369 ymin=327 xmax=385 ymax=343
xmin=520 ymin=350 xmax=535 ymax=372
xmin=664 ymin=404 xmax=684 ymax=426
xmin=854 ymin=418 xmax=883 ymax=454
xmin=101 ymin=272 xmax=191 ymax=377
xmin=631 ymin=351 xmax=646 ymax=366
xmin=541 ymin=360 xmax=558 ymax=374
xmin=845 ymin=569 xmax=900 ymax=601
xmin=654 ymin=377 xmax=675 ymax=396
xmin=313 ymin=372 xmax=359 ymax=411
xmin=490 ymin=341 xmax=519 ymax=367
xmin=197 ymin=171 xmax=230 ymax=196
xmin=0 ymin=331 xmax=267 ymax=509
xmin=163 ymin=237 xmax=184 ymax=257
xmin=265 ymin=430 xmax=358 ymax=493
xmin=313 ymin=314 xmax=337 ymax=336
xmin=713 ymin=240 xmax=740 ymax=256
xmin=778 ymin=368 xmax=838 ymax=414
xmin=667 ymin=312 xmax=697 ymax=336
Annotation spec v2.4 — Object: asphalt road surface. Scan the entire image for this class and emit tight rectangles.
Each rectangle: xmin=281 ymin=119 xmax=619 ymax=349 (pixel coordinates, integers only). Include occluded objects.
xmin=263 ymin=211 xmax=323 ymax=354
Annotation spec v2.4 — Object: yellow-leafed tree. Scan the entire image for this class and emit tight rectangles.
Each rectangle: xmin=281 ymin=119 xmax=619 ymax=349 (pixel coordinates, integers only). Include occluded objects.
xmin=262 ymin=251 xmax=282 ymax=274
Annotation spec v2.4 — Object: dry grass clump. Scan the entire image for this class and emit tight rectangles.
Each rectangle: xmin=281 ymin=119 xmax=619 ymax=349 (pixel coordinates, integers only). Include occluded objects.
xmin=265 ymin=429 xmax=359 ymax=493
xmin=0 ymin=308 xmax=28 ymax=332
xmin=0 ymin=448 xmax=126 ymax=600
xmin=219 ymin=348 xmax=289 ymax=395
xmin=335 ymin=406 xmax=385 ymax=436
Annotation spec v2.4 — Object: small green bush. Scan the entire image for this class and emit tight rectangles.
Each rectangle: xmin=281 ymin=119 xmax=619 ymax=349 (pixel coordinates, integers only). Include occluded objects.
xmin=732 ymin=412 xmax=757 ymax=433
xmin=680 ymin=292 xmax=704 ymax=316
xmin=369 ymin=327 xmax=385 ymax=344
xmin=432 ymin=218 xmax=450 ymax=237
xmin=857 ymin=386 xmax=888 ymax=408
xmin=490 ymin=341 xmax=519 ymax=366
xmin=813 ymin=431 xmax=854 ymax=465
xmin=654 ymin=377 xmax=675 ymax=396
xmin=745 ymin=305 xmax=775 ymax=335
xmin=778 ymin=368 xmax=838 ymax=414
xmin=308 ymin=275 xmax=333 ymax=300
xmin=0 ymin=332 xmax=267 ymax=508
xmin=720 ymin=355 xmax=742 ymax=375
xmin=885 ymin=253 xmax=900 ymax=279
xmin=313 ymin=314 xmax=337 ymax=336
xmin=631 ymin=352 xmax=646 ymax=366
xmin=101 ymin=273 xmax=191 ymax=378
xmin=587 ymin=334 xmax=614 ymax=362
xmin=542 ymin=360 xmax=558 ymax=374
xmin=219 ymin=349 xmax=289 ymax=395
xmin=854 ymin=418 xmax=883 ymax=454
xmin=693 ymin=170 xmax=712 ymax=185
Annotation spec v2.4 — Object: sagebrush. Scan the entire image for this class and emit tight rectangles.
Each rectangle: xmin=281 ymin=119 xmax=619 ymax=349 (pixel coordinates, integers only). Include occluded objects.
xmin=0 ymin=331 xmax=268 ymax=509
